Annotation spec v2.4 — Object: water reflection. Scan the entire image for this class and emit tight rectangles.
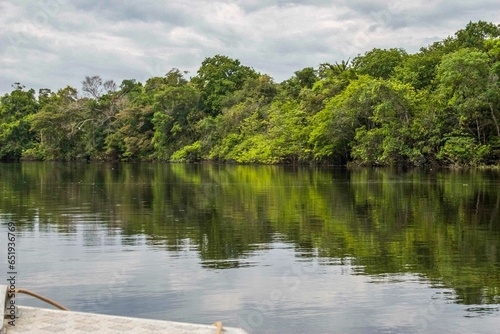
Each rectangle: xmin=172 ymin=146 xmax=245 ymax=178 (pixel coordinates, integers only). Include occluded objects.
xmin=1 ymin=163 xmax=499 ymax=332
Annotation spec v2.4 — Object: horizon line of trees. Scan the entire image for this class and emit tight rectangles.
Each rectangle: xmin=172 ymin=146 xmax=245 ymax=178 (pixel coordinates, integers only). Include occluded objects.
xmin=1 ymin=20 xmax=500 ymax=167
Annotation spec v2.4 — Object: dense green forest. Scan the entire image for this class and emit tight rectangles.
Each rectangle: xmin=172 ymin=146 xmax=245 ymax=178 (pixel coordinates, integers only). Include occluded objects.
xmin=2 ymin=21 xmax=500 ymax=166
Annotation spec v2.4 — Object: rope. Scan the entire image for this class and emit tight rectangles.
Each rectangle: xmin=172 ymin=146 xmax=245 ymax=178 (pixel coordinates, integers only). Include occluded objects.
xmin=14 ymin=288 xmax=69 ymax=311
xmin=11 ymin=288 xmax=223 ymax=334
xmin=213 ymin=321 xmax=223 ymax=334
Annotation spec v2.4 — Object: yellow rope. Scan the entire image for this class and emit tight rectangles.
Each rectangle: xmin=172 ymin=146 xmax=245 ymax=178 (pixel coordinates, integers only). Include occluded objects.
xmin=14 ymin=288 xmax=69 ymax=311
xmin=213 ymin=321 xmax=223 ymax=334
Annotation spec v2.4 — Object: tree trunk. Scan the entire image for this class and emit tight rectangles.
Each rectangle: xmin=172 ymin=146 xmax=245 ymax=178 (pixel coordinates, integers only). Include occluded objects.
xmin=489 ymin=104 xmax=500 ymax=137
xmin=476 ymin=118 xmax=482 ymax=143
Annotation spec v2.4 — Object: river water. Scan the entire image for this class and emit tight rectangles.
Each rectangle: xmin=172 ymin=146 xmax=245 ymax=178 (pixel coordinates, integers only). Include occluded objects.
xmin=1 ymin=163 xmax=499 ymax=333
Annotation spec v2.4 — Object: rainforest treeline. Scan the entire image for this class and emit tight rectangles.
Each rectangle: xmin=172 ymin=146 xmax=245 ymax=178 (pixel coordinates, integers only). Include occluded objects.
xmin=2 ymin=21 xmax=500 ymax=166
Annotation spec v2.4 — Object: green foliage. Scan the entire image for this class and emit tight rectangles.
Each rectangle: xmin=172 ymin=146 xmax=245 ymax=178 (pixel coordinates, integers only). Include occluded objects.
xmin=107 ymin=105 xmax=155 ymax=161
xmin=102 ymin=79 xmax=158 ymax=161
xmin=293 ymin=67 xmax=318 ymax=89
xmin=346 ymin=79 xmax=419 ymax=165
xmin=0 ymin=84 xmax=38 ymax=160
xmin=278 ymin=67 xmax=320 ymax=101
xmin=393 ymin=51 xmax=443 ymax=90
xmin=192 ymin=55 xmax=258 ymax=115
xmin=1 ymin=21 xmax=500 ymax=166
xmin=308 ymin=76 xmax=371 ymax=163
xmin=150 ymin=69 xmax=201 ymax=161
xmin=437 ymin=48 xmax=490 ymax=99
xmin=436 ymin=48 xmax=500 ymax=154
xmin=437 ymin=135 xmax=490 ymax=166
xmin=241 ymin=101 xmax=309 ymax=164
xmin=29 ymin=86 xmax=86 ymax=160
xmin=454 ymin=21 xmax=500 ymax=49
xmin=20 ymin=147 xmax=46 ymax=161
xmin=170 ymin=141 xmax=202 ymax=162
xmin=353 ymin=48 xmax=407 ymax=79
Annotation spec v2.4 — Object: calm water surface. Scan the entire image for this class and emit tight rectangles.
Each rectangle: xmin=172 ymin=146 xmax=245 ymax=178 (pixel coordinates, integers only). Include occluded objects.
xmin=1 ymin=163 xmax=499 ymax=333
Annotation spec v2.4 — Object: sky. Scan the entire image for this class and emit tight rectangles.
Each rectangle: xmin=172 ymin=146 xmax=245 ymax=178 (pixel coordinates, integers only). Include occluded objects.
xmin=1 ymin=0 xmax=499 ymax=96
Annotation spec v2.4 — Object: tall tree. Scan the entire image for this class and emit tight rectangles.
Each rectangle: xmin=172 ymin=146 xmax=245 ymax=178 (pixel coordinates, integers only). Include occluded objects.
xmin=79 ymin=76 xmax=120 ymax=159
xmin=0 ymin=83 xmax=38 ymax=160
xmin=104 ymin=80 xmax=156 ymax=161
xmin=435 ymin=48 xmax=495 ymax=165
xmin=192 ymin=55 xmax=258 ymax=115
xmin=436 ymin=48 xmax=491 ymax=141
xmin=150 ymin=69 xmax=201 ymax=160
xmin=29 ymin=86 xmax=86 ymax=160
xmin=353 ymin=48 xmax=408 ymax=79
xmin=278 ymin=67 xmax=320 ymax=101
xmin=454 ymin=21 xmax=500 ymax=50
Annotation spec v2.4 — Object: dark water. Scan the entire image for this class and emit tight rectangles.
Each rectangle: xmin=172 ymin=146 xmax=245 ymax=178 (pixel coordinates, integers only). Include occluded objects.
xmin=1 ymin=163 xmax=499 ymax=333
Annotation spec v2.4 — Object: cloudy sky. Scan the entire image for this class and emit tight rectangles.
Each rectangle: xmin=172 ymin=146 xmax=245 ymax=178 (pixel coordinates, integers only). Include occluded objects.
xmin=1 ymin=0 xmax=499 ymax=95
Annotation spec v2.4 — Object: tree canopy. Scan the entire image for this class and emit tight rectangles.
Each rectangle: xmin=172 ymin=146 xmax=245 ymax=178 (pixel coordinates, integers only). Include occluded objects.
xmin=1 ymin=21 xmax=500 ymax=167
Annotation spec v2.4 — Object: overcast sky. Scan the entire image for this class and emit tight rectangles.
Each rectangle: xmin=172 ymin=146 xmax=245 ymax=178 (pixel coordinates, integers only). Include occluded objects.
xmin=1 ymin=0 xmax=499 ymax=96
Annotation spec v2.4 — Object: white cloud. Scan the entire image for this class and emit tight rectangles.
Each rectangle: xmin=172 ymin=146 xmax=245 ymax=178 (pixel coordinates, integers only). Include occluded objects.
xmin=0 ymin=0 xmax=499 ymax=95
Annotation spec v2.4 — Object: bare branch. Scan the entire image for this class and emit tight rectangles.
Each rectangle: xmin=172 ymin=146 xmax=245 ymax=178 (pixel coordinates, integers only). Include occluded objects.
xmin=82 ymin=75 xmax=103 ymax=99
